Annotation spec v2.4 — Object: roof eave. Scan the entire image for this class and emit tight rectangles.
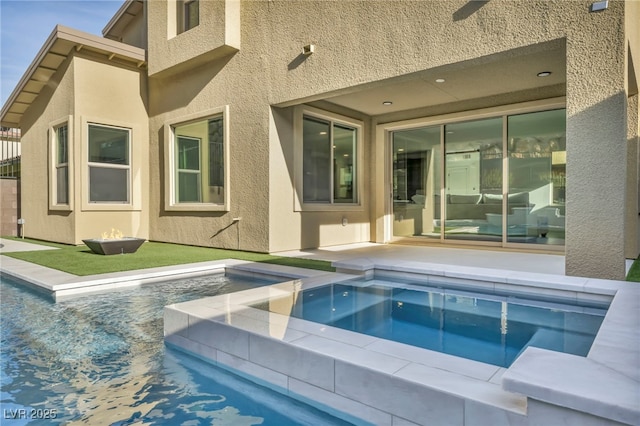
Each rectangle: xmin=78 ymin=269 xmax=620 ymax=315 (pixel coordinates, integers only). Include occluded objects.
xmin=102 ymin=0 xmax=135 ymax=38
xmin=1 ymin=25 xmax=146 ymax=128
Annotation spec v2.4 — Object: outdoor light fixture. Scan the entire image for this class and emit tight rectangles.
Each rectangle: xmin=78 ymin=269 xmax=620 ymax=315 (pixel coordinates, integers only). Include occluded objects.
xmin=302 ymin=44 xmax=315 ymax=55
xmin=590 ymin=0 xmax=608 ymax=12
xmin=435 ymin=78 xmax=445 ymax=83
xmin=382 ymin=101 xmax=393 ymax=106
xmin=537 ymin=71 xmax=552 ymax=77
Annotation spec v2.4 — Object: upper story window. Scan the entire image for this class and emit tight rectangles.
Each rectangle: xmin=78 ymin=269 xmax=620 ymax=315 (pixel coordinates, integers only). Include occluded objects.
xmin=88 ymin=124 xmax=130 ymax=203
xmin=165 ymin=106 xmax=229 ymax=211
xmin=295 ymin=107 xmax=363 ymax=211
xmin=178 ymin=0 xmax=199 ymax=34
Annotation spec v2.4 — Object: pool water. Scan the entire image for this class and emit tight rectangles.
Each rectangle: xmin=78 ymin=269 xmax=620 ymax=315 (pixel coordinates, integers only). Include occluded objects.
xmin=253 ymin=280 xmax=606 ymax=367
xmin=0 ymin=275 xmax=354 ymax=425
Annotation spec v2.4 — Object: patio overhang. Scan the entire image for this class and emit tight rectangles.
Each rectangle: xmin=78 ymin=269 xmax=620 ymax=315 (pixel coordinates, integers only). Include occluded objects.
xmin=0 ymin=25 xmax=147 ymax=128
xmin=275 ymin=39 xmax=567 ymax=118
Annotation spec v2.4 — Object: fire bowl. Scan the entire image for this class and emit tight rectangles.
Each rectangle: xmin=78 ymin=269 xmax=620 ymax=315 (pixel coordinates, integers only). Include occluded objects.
xmin=82 ymin=237 xmax=146 ymax=255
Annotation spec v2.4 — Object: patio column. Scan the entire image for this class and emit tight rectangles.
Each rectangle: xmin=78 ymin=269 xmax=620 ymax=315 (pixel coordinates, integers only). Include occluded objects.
xmin=565 ymin=2 xmax=628 ymax=280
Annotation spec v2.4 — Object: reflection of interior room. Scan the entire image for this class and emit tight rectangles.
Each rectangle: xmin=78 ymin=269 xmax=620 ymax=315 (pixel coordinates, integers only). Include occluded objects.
xmin=391 ymin=109 xmax=566 ymax=246
xmin=393 ymin=126 xmax=440 ymax=240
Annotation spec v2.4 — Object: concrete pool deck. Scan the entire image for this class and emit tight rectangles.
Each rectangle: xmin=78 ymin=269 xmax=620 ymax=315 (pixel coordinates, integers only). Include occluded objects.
xmin=1 ymin=239 xmax=638 ymax=425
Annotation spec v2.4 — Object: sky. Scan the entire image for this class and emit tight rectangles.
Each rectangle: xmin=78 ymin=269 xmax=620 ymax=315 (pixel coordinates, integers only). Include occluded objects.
xmin=1 ymin=0 xmax=124 ymax=106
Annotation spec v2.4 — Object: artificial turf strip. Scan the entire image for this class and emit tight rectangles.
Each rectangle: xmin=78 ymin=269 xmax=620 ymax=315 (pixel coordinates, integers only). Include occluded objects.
xmin=1 ymin=240 xmax=335 ymax=276
xmin=626 ymin=257 xmax=640 ymax=282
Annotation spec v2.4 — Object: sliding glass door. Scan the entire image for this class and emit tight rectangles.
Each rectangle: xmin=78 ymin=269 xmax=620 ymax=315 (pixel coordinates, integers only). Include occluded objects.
xmin=444 ymin=118 xmax=503 ymax=242
xmin=507 ymin=109 xmax=566 ymax=245
xmin=389 ymin=107 xmax=566 ymax=248
xmin=392 ymin=126 xmax=440 ymax=239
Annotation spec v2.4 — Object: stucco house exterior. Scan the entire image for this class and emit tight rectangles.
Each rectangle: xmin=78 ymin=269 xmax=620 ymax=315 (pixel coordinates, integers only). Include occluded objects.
xmin=1 ymin=0 xmax=638 ymax=280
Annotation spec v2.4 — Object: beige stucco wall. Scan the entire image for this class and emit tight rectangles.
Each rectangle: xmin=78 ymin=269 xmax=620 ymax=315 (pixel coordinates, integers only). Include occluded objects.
xmin=268 ymin=105 xmax=372 ymax=252
xmin=1 ymin=179 xmax=19 ymax=237
xmin=625 ymin=0 xmax=640 ymax=260
xmin=147 ymin=0 xmax=240 ymax=78
xmin=119 ymin=9 xmax=147 ymax=49
xmin=73 ymin=54 xmax=149 ymax=243
xmin=147 ymin=65 xmax=271 ymax=251
xmin=17 ymin=52 xmax=148 ymax=245
xmin=563 ymin=2 xmax=628 ymax=279
xmin=19 ymin=56 xmax=76 ymax=244
xmin=142 ymin=0 xmax=633 ymax=278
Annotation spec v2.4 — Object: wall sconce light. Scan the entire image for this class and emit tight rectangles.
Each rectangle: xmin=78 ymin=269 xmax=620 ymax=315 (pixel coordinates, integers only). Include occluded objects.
xmin=590 ymin=0 xmax=608 ymax=12
xmin=302 ymin=44 xmax=315 ymax=56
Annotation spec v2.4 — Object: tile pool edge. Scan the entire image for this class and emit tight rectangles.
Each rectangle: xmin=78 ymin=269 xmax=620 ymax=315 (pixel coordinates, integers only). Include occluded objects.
xmin=164 ymin=273 xmax=531 ymax=426
xmin=0 ymin=256 xmax=330 ymax=300
xmin=165 ymin=260 xmax=639 ymax=426
xmin=163 ymin=339 xmax=377 ymax=426
xmin=336 ymin=259 xmax=640 ymax=425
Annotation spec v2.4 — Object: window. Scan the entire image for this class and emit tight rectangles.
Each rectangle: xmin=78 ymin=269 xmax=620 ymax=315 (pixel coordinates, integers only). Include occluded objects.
xmin=55 ymin=124 xmax=69 ymax=205
xmin=178 ymin=0 xmax=199 ymax=34
xmin=170 ymin=113 xmax=226 ymax=208
xmin=88 ymin=124 xmax=130 ymax=203
xmin=300 ymin=111 xmax=360 ymax=207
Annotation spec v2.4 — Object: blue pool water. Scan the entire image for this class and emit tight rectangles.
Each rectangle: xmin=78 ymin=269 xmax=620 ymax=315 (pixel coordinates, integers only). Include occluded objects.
xmin=0 ymin=275 xmax=354 ymax=425
xmin=253 ymin=280 xmax=606 ymax=367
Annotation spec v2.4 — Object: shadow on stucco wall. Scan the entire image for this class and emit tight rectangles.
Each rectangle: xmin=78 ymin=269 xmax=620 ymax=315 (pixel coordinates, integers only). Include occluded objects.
xmin=149 ymin=55 xmax=236 ymax=116
xmin=565 ymin=91 xmax=629 ymax=280
xmin=453 ymin=1 xmax=490 ymax=22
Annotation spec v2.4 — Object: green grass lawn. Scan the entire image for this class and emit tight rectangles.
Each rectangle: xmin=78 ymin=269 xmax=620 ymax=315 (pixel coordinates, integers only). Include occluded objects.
xmin=626 ymin=257 xmax=640 ymax=282
xmin=1 ymin=238 xmax=335 ymax=276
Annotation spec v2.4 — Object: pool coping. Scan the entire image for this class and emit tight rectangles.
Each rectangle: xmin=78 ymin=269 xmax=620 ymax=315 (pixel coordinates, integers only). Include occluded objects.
xmin=334 ymin=259 xmax=640 ymax=425
xmin=164 ymin=258 xmax=639 ymax=426
xmin=0 ymin=255 xmax=330 ymax=300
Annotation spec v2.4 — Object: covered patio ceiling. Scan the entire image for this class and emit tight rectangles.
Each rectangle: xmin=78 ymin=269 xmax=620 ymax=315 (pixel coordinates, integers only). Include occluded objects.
xmin=319 ymin=41 xmax=566 ymax=117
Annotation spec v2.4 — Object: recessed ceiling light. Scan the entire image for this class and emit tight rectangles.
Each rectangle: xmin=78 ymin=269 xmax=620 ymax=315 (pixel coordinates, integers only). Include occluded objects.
xmin=398 ymin=148 xmax=405 ymax=152
xmin=319 ymin=131 xmax=328 ymax=135
xmin=435 ymin=78 xmax=445 ymax=83
xmin=537 ymin=71 xmax=552 ymax=77
xmin=343 ymin=154 xmax=349 ymax=157
xmin=382 ymin=101 xmax=393 ymax=106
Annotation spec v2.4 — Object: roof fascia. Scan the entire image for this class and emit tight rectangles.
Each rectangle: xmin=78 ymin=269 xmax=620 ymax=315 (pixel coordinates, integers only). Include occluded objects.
xmin=1 ymin=25 xmax=146 ymax=126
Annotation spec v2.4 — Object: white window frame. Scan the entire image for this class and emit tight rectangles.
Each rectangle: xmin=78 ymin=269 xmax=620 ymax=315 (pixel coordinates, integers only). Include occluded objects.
xmin=49 ymin=116 xmax=73 ymax=211
xmin=177 ymin=0 xmax=199 ymax=34
xmin=164 ymin=105 xmax=230 ymax=212
xmin=294 ymin=105 xmax=364 ymax=212
xmin=86 ymin=122 xmax=131 ymax=205
xmin=176 ymin=135 xmax=202 ymax=202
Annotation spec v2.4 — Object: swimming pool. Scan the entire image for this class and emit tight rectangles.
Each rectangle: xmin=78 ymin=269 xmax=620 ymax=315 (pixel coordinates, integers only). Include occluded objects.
xmin=251 ymin=279 xmax=606 ymax=367
xmin=0 ymin=274 xmax=354 ymax=425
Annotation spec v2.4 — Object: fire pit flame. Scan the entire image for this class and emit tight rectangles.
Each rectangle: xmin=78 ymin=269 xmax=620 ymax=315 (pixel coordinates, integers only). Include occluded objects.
xmin=101 ymin=228 xmax=124 ymax=240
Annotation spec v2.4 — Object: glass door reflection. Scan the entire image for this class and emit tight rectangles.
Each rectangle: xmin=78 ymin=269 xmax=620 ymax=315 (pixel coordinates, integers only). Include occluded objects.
xmin=392 ymin=126 xmax=441 ymax=239
xmin=444 ymin=118 xmax=503 ymax=242
xmin=507 ymin=109 xmax=566 ymax=245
